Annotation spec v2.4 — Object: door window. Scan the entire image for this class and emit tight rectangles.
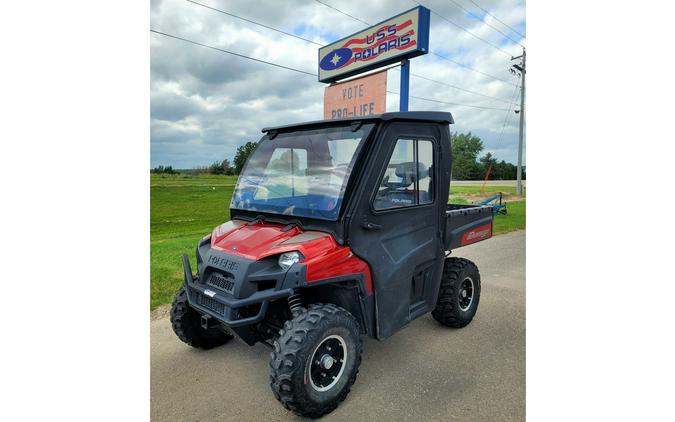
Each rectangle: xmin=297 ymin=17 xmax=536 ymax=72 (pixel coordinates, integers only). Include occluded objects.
xmin=418 ymin=140 xmax=433 ymax=205
xmin=374 ymin=138 xmax=434 ymax=210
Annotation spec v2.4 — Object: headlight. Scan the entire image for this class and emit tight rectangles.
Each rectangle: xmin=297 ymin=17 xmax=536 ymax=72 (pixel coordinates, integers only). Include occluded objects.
xmin=278 ymin=251 xmax=302 ymax=270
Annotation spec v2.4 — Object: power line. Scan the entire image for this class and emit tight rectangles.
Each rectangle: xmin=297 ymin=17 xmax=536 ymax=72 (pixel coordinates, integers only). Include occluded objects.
xmin=387 ymin=90 xmax=511 ymax=111
xmin=187 ymin=0 xmax=322 ymax=46
xmin=428 ymin=50 xmax=518 ymax=87
xmin=313 ymin=0 xmax=517 ymax=86
xmin=496 ymin=82 xmax=521 ymax=144
xmin=467 ymin=0 xmax=525 ymax=39
xmin=446 ymin=0 xmax=524 ymax=47
xmin=409 ymin=72 xmax=513 ymax=104
xmin=312 ymin=0 xmax=517 ymax=94
xmin=313 ymin=0 xmax=370 ymax=25
xmin=411 ymin=0 xmax=515 ymax=57
xmin=150 ymin=29 xmax=318 ymax=76
xmin=152 ymin=29 xmax=511 ymax=112
xmin=188 ymin=1 xmax=514 ymax=103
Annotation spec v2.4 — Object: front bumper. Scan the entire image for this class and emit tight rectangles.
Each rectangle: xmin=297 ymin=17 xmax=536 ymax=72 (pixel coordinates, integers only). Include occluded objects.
xmin=181 ymin=253 xmax=297 ymax=328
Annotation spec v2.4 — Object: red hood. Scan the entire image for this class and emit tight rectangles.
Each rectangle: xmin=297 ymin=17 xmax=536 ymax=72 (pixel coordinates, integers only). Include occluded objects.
xmin=210 ymin=220 xmax=332 ymax=261
xmin=209 ymin=219 xmax=373 ymax=294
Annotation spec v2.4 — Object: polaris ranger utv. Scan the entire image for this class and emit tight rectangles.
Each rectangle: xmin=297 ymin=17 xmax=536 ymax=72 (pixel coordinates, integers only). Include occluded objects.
xmin=170 ymin=111 xmax=493 ymax=418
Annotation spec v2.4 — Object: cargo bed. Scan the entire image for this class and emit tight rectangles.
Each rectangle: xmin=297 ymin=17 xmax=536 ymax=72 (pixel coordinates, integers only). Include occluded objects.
xmin=445 ymin=204 xmax=494 ymax=250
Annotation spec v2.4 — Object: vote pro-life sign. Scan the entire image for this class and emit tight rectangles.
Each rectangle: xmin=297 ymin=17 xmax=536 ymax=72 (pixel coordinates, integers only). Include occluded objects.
xmin=323 ymin=71 xmax=386 ymax=120
xmin=318 ymin=6 xmax=430 ymax=119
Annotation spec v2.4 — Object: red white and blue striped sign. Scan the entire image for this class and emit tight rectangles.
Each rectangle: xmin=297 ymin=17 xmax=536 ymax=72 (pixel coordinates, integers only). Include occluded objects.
xmin=318 ymin=6 xmax=430 ymax=83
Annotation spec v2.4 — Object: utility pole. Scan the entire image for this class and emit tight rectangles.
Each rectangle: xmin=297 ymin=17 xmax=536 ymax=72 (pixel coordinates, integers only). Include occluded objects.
xmin=511 ymin=48 xmax=526 ymax=197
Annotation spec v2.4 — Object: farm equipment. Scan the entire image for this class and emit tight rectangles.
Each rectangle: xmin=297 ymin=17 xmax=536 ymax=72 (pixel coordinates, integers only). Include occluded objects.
xmin=170 ymin=112 xmax=494 ymax=418
xmin=478 ymin=192 xmax=507 ymax=215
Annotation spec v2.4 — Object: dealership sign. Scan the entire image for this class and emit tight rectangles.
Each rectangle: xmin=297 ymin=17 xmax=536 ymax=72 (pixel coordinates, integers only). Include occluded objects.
xmin=318 ymin=6 xmax=430 ymax=83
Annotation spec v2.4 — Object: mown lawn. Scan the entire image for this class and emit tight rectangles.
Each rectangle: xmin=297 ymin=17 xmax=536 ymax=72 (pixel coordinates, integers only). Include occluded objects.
xmin=448 ymin=184 xmax=525 ymax=236
xmin=450 ymin=184 xmax=526 ymax=196
xmin=492 ymin=200 xmax=525 ymax=235
xmin=150 ymin=174 xmax=236 ymax=308
xmin=150 ymin=175 xmax=525 ymax=309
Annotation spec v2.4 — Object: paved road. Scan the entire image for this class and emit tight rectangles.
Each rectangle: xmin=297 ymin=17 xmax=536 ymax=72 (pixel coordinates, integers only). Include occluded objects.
xmin=151 ymin=230 xmax=525 ymax=421
xmin=451 ymin=180 xmax=526 ymax=186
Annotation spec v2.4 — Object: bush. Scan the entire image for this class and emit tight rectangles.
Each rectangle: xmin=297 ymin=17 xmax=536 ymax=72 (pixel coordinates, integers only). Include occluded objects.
xmin=208 ymin=159 xmax=233 ymax=175
xmin=151 ymin=165 xmax=175 ymax=174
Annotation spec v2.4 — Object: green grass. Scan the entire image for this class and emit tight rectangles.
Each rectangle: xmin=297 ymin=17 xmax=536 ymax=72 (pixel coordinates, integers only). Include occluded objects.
xmin=450 ymin=184 xmax=525 ymax=196
xmin=151 ymin=175 xmax=525 ymax=309
xmin=150 ymin=173 xmax=239 ymax=187
xmin=492 ymin=200 xmax=526 ymax=235
xmin=151 ymin=175 xmax=236 ymax=308
xmin=447 ymin=183 xmax=525 ymax=236
xmin=448 ymin=197 xmax=469 ymax=205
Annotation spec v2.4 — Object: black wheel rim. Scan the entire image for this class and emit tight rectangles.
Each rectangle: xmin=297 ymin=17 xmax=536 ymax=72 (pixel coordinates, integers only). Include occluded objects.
xmin=458 ymin=276 xmax=475 ymax=311
xmin=308 ymin=335 xmax=347 ymax=392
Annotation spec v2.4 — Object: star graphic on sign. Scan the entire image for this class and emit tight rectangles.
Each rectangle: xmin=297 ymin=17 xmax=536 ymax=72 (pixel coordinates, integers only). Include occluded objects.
xmin=330 ymin=53 xmax=341 ymax=66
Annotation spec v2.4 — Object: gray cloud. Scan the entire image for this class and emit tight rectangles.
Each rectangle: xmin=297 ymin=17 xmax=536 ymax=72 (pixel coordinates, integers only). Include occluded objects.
xmin=151 ymin=91 xmax=202 ymax=120
xmin=151 ymin=0 xmax=525 ymax=168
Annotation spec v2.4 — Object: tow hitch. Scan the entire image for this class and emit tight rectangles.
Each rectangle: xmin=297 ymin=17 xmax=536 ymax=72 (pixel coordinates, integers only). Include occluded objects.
xmin=201 ymin=314 xmax=218 ymax=330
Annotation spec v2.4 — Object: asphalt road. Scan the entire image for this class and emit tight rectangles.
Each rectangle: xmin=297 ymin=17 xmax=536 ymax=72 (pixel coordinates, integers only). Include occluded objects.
xmin=451 ymin=180 xmax=526 ymax=186
xmin=151 ymin=230 xmax=525 ymax=421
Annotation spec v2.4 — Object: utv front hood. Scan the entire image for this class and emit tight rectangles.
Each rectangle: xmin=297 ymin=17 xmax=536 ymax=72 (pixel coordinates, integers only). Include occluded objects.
xmin=210 ymin=219 xmax=333 ymax=261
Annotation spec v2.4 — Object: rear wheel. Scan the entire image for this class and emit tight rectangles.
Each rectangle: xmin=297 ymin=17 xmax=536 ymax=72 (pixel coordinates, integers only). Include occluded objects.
xmin=170 ymin=287 xmax=233 ymax=349
xmin=269 ymin=303 xmax=362 ymax=418
xmin=432 ymin=258 xmax=481 ymax=328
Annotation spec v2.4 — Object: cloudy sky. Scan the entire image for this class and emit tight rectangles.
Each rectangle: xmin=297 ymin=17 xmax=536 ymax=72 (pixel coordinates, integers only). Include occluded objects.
xmin=151 ymin=0 xmax=526 ymax=168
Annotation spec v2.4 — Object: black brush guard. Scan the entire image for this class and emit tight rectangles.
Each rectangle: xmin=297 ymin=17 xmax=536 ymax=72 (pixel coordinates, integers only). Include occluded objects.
xmin=181 ymin=254 xmax=294 ymax=327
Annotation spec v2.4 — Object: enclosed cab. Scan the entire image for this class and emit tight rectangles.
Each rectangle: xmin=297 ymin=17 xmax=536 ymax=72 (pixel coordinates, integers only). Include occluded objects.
xmin=170 ymin=112 xmax=493 ymax=418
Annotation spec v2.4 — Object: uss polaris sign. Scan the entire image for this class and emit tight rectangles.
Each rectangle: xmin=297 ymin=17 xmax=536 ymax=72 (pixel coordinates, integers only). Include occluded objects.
xmin=318 ymin=6 xmax=430 ymax=83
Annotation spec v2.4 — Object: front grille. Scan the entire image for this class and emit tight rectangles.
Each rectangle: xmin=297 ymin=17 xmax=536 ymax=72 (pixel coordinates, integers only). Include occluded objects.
xmin=207 ymin=272 xmax=235 ymax=293
xmin=197 ymin=294 xmax=226 ymax=315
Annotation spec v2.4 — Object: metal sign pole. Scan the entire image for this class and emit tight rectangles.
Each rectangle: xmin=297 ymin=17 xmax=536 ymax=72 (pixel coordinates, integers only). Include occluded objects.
xmin=400 ymin=59 xmax=410 ymax=112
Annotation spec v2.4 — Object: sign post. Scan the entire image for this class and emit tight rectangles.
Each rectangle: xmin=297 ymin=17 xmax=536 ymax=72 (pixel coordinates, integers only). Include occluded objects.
xmin=400 ymin=59 xmax=410 ymax=112
xmin=318 ymin=6 xmax=430 ymax=114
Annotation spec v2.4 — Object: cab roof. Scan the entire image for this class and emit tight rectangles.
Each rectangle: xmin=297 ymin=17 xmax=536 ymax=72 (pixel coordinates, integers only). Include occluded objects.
xmin=261 ymin=111 xmax=454 ymax=133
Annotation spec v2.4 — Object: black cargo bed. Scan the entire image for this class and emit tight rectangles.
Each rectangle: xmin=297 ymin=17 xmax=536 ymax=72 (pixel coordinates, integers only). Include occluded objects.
xmin=445 ymin=204 xmax=494 ymax=250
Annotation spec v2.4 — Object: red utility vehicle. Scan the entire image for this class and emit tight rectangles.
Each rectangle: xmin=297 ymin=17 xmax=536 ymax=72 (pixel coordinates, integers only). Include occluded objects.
xmin=170 ymin=112 xmax=493 ymax=418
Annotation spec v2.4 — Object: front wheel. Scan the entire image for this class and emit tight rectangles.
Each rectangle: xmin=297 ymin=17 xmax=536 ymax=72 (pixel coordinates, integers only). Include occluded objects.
xmin=432 ymin=257 xmax=481 ymax=328
xmin=269 ymin=303 xmax=362 ymax=418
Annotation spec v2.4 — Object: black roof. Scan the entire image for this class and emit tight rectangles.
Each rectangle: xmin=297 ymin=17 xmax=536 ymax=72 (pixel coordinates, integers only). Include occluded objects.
xmin=261 ymin=111 xmax=454 ymax=133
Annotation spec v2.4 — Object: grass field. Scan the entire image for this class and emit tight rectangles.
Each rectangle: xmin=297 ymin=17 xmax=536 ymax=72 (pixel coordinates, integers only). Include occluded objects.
xmin=151 ymin=174 xmax=525 ymax=309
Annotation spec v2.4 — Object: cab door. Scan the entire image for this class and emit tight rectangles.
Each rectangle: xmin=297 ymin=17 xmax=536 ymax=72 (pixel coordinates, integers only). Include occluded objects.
xmin=348 ymin=122 xmax=448 ymax=339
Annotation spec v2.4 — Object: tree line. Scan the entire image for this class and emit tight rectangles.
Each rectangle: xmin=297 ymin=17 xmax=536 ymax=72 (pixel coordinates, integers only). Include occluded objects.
xmin=451 ymin=132 xmax=525 ymax=180
xmin=152 ymin=133 xmax=523 ymax=180
xmin=151 ymin=141 xmax=258 ymax=175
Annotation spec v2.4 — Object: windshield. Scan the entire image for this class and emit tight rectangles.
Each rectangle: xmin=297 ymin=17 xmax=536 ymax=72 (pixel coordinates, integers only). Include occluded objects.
xmin=231 ymin=124 xmax=373 ymax=221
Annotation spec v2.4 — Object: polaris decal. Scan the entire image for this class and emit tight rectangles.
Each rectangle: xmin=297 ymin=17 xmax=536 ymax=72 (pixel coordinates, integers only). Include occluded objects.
xmin=318 ymin=6 xmax=430 ymax=83
xmin=460 ymin=223 xmax=493 ymax=246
